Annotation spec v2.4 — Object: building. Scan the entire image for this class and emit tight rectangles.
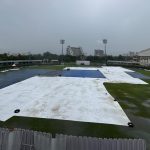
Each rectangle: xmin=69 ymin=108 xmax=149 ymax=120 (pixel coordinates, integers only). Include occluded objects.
xmin=122 ymin=51 xmax=137 ymax=57
xmin=137 ymin=48 xmax=150 ymax=66
xmin=107 ymin=60 xmax=139 ymax=66
xmin=66 ymin=46 xmax=83 ymax=56
xmin=50 ymin=59 xmax=59 ymax=65
xmin=129 ymin=51 xmax=136 ymax=57
xmin=0 ymin=60 xmax=43 ymax=68
xmin=94 ymin=49 xmax=104 ymax=57
xmin=76 ymin=60 xmax=90 ymax=65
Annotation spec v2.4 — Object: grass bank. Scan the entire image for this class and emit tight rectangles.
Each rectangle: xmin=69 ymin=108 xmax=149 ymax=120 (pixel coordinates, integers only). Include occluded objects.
xmin=27 ymin=63 xmax=102 ymax=70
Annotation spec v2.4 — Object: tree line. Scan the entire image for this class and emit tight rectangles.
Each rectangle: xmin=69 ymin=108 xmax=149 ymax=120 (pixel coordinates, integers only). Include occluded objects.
xmin=0 ymin=52 xmax=132 ymax=63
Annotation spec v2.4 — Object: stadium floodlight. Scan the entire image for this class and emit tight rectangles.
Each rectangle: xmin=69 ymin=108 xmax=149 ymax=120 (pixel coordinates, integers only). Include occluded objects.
xmin=103 ymin=39 xmax=108 ymax=65
xmin=60 ymin=39 xmax=65 ymax=64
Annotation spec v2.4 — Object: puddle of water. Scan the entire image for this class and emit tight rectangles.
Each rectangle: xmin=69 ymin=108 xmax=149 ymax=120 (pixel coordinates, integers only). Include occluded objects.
xmin=142 ymin=99 xmax=150 ymax=107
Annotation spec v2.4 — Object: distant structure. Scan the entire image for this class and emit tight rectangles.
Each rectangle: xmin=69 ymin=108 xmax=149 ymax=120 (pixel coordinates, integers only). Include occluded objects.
xmin=76 ymin=60 xmax=90 ymax=65
xmin=122 ymin=51 xmax=136 ymax=57
xmin=94 ymin=49 xmax=104 ymax=57
xmin=50 ymin=59 xmax=59 ymax=65
xmin=137 ymin=48 xmax=150 ymax=66
xmin=0 ymin=60 xmax=42 ymax=68
xmin=129 ymin=51 xmax=136 ymax=57
xmin=66 ymin=46 xmax=83 ymax=56
xmin=107 ymin=60 xmax=139 ymax=66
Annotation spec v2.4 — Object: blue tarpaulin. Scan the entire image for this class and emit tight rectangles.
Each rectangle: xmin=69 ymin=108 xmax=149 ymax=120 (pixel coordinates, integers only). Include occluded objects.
xmin=126 ymin=71 xmax=150 ymax=79
xmin=61 ymin=70 xmax=105 ymax=78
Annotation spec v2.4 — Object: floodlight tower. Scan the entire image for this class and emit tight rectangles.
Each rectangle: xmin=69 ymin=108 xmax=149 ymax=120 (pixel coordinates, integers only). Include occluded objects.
xmin=103 ymin=39 xmax=107 ymax=65
xmin=60 ymin=39 xmax=65 ymax=64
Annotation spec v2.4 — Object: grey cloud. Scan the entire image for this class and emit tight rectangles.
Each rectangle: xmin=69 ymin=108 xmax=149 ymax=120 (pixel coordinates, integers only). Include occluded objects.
xmin=0 ymin=0 xmax=150 ymax=55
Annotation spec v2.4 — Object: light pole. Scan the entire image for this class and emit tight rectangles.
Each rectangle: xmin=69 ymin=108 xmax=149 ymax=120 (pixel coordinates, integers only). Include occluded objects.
xmin=103 ymin=39 xmax=107 ymax=65
xmin=60 ymin=39 xmax=65 ymax=64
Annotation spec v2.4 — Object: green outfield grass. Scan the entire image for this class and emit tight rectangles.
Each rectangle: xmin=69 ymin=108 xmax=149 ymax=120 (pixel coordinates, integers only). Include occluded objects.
xmin=134 ymin=69 xmax=150 ymax=77
xmin=28 ymin=63 xmax=83 ymax=70
xmin=27 ymin=63 xmax=102 ymax=70
xmin=104 ymin=80 xmax=150 ymax=118
xmin=28 ymin=65 xmax=66 ymax=70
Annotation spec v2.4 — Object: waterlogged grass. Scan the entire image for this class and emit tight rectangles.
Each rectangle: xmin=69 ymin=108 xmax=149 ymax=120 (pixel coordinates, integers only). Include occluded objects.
xmin=28 ymin=65 xmax=66 ymax=70
xmin=104 ymin=79 xmax=150 ymax=149
xmin=0 ymin=117 xmax=128 ymax=138
xmin=133 ymin=68 xmax=150 ymax=77
xmin=104 ymin=80 xmax=150 ymax=118
xmin=27 ymin=63 xmax=101 ymax=70
xmin=28 ymin=63 xmax=89 ymax=70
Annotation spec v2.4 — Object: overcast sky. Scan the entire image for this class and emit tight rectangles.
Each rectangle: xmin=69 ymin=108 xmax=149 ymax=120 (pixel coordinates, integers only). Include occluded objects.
xmin=0 ymin=0 xmax=150 ymax=55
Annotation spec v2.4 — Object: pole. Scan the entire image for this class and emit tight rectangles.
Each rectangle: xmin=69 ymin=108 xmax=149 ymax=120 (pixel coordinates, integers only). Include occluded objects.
xmin=62 ymin=43 xmax=63 ymax=63
xmin=103 ymin=39 xmax=107 ymax=66
xmin=60 ymin=39 xmax=65 ymax=64
xmin=105 ymin=43 xmax=107 ymax=65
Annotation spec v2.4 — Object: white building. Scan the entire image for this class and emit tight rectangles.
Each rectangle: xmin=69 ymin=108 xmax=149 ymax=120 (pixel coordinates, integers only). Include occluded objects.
xmin=129 ymin=51 xmax=136 ymax=57
xmin=138 ymin=48 xmax=150 ymax=66
xmin=66 ymin=46 xmax=83 ymax=56
xmin=94 ymin=49 xmax=104 ymax=57
xmin=76 ymin=60 xmax=90 ymax=65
